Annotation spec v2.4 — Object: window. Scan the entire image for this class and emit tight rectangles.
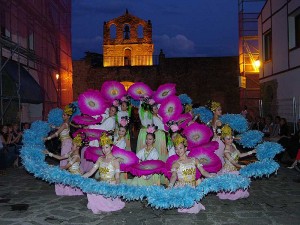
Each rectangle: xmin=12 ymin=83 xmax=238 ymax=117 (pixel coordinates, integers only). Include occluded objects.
xmin=288 ymin=8 xmax=300 ymax=49
xmin=109 ymin=24 xmax=116 ymax=39
xmin=123 ymin=24 xmax=130 ymax=39
xmin=263 ymin=31 xmax=272 ymax=61
xmin=28 ymin=32 xmax=34 ymax=50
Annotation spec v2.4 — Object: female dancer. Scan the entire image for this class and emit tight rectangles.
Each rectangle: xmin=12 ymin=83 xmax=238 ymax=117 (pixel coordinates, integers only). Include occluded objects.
xmin=129 ymin=131 xmax=160 ymax=186
xmin=168 ymin=134 xmax=215 ymax=213
xmin=43 ymin=135 xmax=84 ymax=195
xmin=114 ymin=116 xmax=130 ymax=150
xmin=83 ymin=133 xmax=125 ymax=214
xmin=207 ymin=101 xmax=225 ymax=166
xmin=44 ymin=104 xmax=75 ymax=195
xmin=151 ymin=104 xmax=168 ymax=161
xmin=217 ymin=124 xmax=256 ymax=200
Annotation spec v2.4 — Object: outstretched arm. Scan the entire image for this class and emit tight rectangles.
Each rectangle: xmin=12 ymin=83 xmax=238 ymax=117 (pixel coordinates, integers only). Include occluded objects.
xmin=43 ymin=149 xmax=68 ymax=160
xmin=83 ymin=158 xmax=100 ymax=178
xmin=196 ymin=158 xmax=215 ymax=178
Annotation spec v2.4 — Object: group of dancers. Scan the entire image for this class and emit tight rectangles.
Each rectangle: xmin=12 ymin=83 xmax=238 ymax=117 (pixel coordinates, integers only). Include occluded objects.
xmin=42 ymin=89 xmax=257 ymax=214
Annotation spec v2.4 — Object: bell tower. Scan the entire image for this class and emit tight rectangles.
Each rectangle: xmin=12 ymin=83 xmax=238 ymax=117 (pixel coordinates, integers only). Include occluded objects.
xmin=103 ymin=9 xmax=154 ymax=67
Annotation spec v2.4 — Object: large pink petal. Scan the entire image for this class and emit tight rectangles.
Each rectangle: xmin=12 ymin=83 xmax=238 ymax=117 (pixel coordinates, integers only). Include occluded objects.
xmin=153 ymin=83 xmax=176 ymax=103
xmin=159 ymin=96 xmax=183 ymax=122
xmin=127 ymin=160 xmax=166 ymax=176
xmin=127 ymin=82 xmax=153 ymax=100
xmin=182 ymin=122 xmax=213 ymax=147
xmin=100 ymin=81 xmax=126 ymax=101
xmin=78 ymin=89 xmax=107 ymax=116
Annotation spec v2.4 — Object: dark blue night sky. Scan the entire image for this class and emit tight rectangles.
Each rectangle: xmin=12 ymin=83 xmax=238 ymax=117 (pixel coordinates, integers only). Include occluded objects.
xmin=72 ymin=0 xmax=239 ymax=60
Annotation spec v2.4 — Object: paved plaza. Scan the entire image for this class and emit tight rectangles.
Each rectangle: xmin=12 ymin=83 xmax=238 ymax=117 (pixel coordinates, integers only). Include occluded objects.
xmin=0 ymin=166 xmax=300 ymax=225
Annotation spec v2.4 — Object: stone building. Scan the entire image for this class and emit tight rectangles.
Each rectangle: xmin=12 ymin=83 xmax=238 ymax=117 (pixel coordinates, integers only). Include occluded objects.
xmin=73 ymin=11 xmax=240 ymax=114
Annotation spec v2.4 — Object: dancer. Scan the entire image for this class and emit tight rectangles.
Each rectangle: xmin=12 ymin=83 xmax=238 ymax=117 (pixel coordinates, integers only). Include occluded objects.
xmin=136 ymin=97 xmax=153 ymax=152
xmin=43 ymin=134 xmax=84 ymax=195
xmin=217 ymin=124 xmax=256 ymax=200
xmin=117 ymin=99 xmax=131 ymax=150
xmin=83 ymin=133 xmax=125 ymax=213
xmin=168 ymin=134 xmax=215 ymax=213
xmin=128 ymin=131 xmax=160 ymax=186
xmin=207 ymin=101 xmax=225 ymax=166
xmin=114 ymin=117 xmax=129 ymax=150
xmin=151 ymin=104 xmax=168 ymax=161
xmin=44 ymin=104 xmax=75 ymax=195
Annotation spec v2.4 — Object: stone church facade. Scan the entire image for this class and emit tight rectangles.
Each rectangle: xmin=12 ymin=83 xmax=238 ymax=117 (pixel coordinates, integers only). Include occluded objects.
xmin=73 ymin=10 xmax=240 ymax=113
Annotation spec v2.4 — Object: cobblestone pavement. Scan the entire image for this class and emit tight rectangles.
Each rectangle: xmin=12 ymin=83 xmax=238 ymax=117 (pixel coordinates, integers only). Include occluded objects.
xmin=0 ymin=166 xmax=300 ymax=225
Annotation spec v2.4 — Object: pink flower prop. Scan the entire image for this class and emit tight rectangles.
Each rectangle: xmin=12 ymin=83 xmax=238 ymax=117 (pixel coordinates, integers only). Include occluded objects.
xmin=182 ymin=122 xmax=213 ymax=148
xmin=188 ymin=146 xmax=222 ymax=173
xmin=72 ymin=114 xmax=103 ymax=125
xmin=189 ymin=141 xmax=219 ymax=153
xmin=127 ymin=82 xmax=153 ymax=100
xmin=128 ymin=160 xmax=166 ymax=176
xmin=175 ymin=113 xmax=193 ymax=129
xmin=72 ymin=128 xmax=105 ymax=141
xmin=158 ymin=96 xmax=183 ymax=122
xmin=78 ymin=89 xmax=107 ymax=116
xmin=84 ymin=146 xmax=104 ymax=162
xmin=164 ymin=155 xmax=201 ymax=179
xmin=111 ymin=146 xmax=139 ymax=171
xmin=100 ymin=81 xmax=126 ymax=102
xmin=153 ymin=83 xmax=176 ymax=103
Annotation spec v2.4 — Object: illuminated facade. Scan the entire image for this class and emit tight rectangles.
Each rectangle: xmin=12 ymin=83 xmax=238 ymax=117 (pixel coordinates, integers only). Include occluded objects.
xmin=103 ymin=9 xmax=154 ymax=67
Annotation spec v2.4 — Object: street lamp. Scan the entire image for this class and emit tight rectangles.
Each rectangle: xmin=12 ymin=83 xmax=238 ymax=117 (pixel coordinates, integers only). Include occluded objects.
xmin=56 ymin=73 xmax=60 ymax=107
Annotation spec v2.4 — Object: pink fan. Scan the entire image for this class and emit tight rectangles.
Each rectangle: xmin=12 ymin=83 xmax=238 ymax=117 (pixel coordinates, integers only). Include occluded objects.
xmin=159 ymin=96 xmax=183 ymax=122
xmin=111 ymin=146 xmax=139 ymax=171
xmin=78 ymin=89 xmax=107 ymax=116
xmin=182 ymin=122 xmax=213 ymax=148
xmin=72 ymin=114 xmax=102 ymax=125
xmin=164 ymin=155 xmax=201 ymax=180
xmin=128 ymin=160 xmax=166 ymax=176
xmin=127 ymin=82 xmax=153 ymax=100
xmin=175 ymin=113 xmax=193 ymax=129
xmin=84 ymin=146 xmax=104 ymax=162
xmin=100 ymin=81 xmax=126 ymax=102
xmin=73 ymin=128 xmax=105 ymax=141
xmin=189 ymin=141 xmax=219 ymax=153
xmin=153 ymin=83 xmax=176 ymax=103
xmin=188 ymin=147 xmax=222 ymax=173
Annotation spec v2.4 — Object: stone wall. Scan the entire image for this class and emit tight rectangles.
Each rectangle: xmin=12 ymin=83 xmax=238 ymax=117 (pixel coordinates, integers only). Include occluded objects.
xmin=73 ymin=55 xmax=240 ymax=113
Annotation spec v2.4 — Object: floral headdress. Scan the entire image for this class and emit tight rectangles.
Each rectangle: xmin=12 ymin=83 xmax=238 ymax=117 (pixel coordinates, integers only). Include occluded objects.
xmin=166 ymin=120 xmax=179 ymax=133
xmin=141 ymin=96 xmax=155 ymax=111
xmin=100 ymin=132 xmax=113 ymax=146
xmin=173 ymin=133 xmax=188 ymax=147
xmin=64 ymin=104 xmax=75 ymax=116
xmin=208 ymin=100 xmax=221 ymax=112
xmin=119 ymin=116 xmax=130 ymax=128
xmin=184 ymin=104 xmax=193 ymax=113
xmin=72 ymin=134 xmax=83 ymax=147
xmin=146 ymin=124 xmax=158 ymax=134
xmin=221 ymin=124 xmax=232 ymax=139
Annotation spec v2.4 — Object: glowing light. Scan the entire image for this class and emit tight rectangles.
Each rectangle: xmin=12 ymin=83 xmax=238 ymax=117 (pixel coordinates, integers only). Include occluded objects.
xmin=254 ymin=60 xmax=261 ymax=68
xmin=56 ymin=74 xmax=60 ymax=80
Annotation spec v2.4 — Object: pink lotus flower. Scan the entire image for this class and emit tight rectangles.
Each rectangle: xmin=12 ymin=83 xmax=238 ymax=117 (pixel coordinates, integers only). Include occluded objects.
xmin=148 ymin=99 xmax=155 ymax=105
xmin=113 ymin=100 xmax=119 ymax=106
xmin=120 ymin=118 xmax=128 ymax=127
xmin=147 ymin=126 xmax=156 ymax=134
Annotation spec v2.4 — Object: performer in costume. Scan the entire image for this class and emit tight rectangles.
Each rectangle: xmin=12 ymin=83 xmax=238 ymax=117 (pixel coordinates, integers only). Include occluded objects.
xmin=207 ymin=101 xmax=225 ymax=166
xmin=114 ymin=117 xmax=130 ymax=183
xmin=217 ymin=124 xmax=256 ymax=200
xmin=151 ymin=104 xmax=168 ymax=161
xmin=136 ymin=97 xmax=153 ymax=152
xmin=43 ymin=134 xmax=84 ymax=195
xmin=44 ymin=104 xmax=75 ymax=195
xmin=83 ymin=133 xmax=125 ymax=214
xmin=128 ymin=131 xmax=161 ymax=186
xmin=168 ymin=134 xmax=215 ymax=213
xmin=117 ymin=99 xmax=131 ymax=150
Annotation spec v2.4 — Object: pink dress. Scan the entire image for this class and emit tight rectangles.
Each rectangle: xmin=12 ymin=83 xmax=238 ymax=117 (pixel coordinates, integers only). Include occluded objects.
xmin=174 ymin=158 xmax=205 ymax=214
xmin=55 ymin=124 xmax=82 ymax=195
xmin=87 ymin=160 xmax=125 ymax=214
xmin=217 ymin=147 xmax=249 ymax=200
xmin=80 ymin=146 xmax=94 ymax=173
xmin=210 ymin=119 xmax=225 ymax=166
xmin=56 ymin=152 xmax=83 ymax=196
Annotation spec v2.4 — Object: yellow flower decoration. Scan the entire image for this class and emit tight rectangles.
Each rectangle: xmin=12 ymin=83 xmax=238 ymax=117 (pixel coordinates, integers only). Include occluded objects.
xmin=100 ymin=133 xmax=113 ymax=146
xmin=221 ymin=124 xmax=232 ymax=139
xmin=73 ymin=134 xmax=83 ymax=147
xmin=210 ymin=101 xmax=221 ymax=112
xmin=173 ymin=134 xmax=188 ymax=147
